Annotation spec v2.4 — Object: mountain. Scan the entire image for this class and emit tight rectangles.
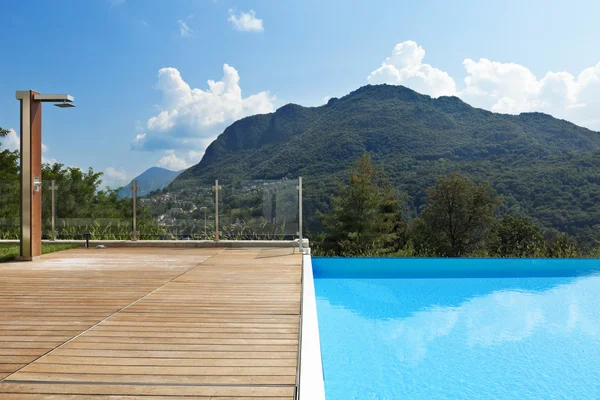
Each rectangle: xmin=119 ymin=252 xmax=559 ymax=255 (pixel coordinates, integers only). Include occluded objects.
xmin=174 ymin=84 xmax=600 ymax=245
xmin=119 ymin=167 xmax=182 ymax=198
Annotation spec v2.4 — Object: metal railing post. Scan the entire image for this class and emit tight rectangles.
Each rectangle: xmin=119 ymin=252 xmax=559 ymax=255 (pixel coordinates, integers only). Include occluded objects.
xmin=131 ymin=179 xmax=139 ymax=241
xmin=51 ymin=180 xmax=56 ymax=241
xmin=298 ymin=176 xmax=303 ymax=252
xmin=212 ymin=179 xmax=221 ymax=242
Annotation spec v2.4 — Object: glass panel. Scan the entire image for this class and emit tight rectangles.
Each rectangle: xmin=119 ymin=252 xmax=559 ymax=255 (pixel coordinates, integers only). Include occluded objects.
xmin=140 ymin=180 xmax=215 ymax=240
xmin=55 ymin=179 xmax=132 ymax=240
xmin=41 ymin=180 xmax=54 ymax=239
xmin=220 ymin=179 xmax=299 ymax=240
xmin=0 ymin=178 xmax=301 ymax=241
xmin=0 ymin=180 xmax=19 ymax=239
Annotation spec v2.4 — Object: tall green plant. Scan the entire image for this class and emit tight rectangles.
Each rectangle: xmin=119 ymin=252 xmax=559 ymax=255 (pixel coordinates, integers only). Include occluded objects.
xmin=419 ymin=173 xmax=497 ymax=257
xmin=317 ymin=153 xmax=402 ymax=256
xmin=488 ymin=216 xmax=545 ymax=258
xmin=0 ymin=127 xmax=20 ymax=237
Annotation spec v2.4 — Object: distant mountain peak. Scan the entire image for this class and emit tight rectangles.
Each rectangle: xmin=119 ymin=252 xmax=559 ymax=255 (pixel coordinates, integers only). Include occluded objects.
xmin=118 ymin=166 xmax=182 ymax=198
xmin=178 ymin=82 xmax=600 ymax=185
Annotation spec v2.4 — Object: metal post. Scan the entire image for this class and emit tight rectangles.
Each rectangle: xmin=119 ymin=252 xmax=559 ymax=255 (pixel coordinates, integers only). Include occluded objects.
xmin=131 ymin=180 xmax=139 ymax=241
xmin=51 ymin=180 xmax=56 ymax=241
xmin=212 ymin=179 xmax=221 ymax=242
xmin=298 ymin=176 xmax=303 ymax=252
xmin=204 ymin=209 xmax=207 ymax=239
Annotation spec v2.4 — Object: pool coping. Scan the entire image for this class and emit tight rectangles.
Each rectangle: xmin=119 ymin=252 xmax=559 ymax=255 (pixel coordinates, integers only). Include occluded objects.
xmin=298 ymin=253 xmax=326 ymax=400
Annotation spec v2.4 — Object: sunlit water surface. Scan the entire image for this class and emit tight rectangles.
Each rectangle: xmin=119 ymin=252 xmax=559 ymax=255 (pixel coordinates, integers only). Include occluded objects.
xmin=314 ymin=258 xmax=600 ymax=400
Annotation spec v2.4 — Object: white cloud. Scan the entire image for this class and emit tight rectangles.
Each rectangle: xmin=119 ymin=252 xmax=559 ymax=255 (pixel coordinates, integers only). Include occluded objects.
xmin=156 ymin=152 xmax=190 ymax=171
xmin=2 ymin=129 xmax=52 ymax=155
xmin=459 ymin=59 xmax=600 ymax=130
xmin=131 ymin=133 xmax=147 ymax=150
xmin=136 ymin=64 xmax=274 ymax=151
xmin=3 ymin=128 xmax=56 ymax=165
xmin=104 ymin=167 xmax=129 ymax=187
xmin=368 ymin=41 xmax=600 ymax=131
xmin=156 ymin=150 xmax=204 ymax=171
xmin=368 ymin=41 xmax=457 ymax=98
xmin=228 ymin=9 xmax=264 ymax=32
xmin=187 ymin=150 xmax=204 ymax=163
xmin=177 ymin=20 xmax=193 ymax=37
xmin=384 ymin=275 xmax=600 ymax=362
xmin=1 ymin=128 xmax=20 ymax=152
xmin=41 ymin=142 xmax=56 ymax=164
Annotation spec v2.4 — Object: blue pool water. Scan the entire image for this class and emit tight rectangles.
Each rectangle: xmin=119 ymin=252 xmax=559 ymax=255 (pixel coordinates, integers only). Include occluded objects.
xmin=313 ymin=258 xmax=600 ymax=400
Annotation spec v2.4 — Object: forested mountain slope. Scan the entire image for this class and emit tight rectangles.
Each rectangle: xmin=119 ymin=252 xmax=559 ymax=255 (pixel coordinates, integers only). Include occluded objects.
xmin=174 ymin=84 xmax=600 ymax=244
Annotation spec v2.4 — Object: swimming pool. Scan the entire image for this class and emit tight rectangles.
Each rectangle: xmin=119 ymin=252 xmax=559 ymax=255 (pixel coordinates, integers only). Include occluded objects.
xmin=313 ymin=258 xmax=600 ymax=399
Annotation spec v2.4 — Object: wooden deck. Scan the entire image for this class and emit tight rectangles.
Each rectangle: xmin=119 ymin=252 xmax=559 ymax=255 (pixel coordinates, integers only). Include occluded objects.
xmin=0 ymin=247 xmax=302 ymax=399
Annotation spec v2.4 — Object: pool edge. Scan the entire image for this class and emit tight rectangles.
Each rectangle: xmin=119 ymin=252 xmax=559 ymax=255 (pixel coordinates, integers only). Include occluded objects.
xmin=298 ymin=253 xmax=326 ymax=400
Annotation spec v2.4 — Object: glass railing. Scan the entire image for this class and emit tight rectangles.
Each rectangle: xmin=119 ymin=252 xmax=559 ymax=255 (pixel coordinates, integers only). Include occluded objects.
xmin=219 ymin=179 xmax=299 ymax=240
xmin=139 ymin=180 xmax=216 ymax=240
xmin=0 ymin=177 xmax=303 ymax=241
xmin=42 ymin=179 xmax=133 ymax=240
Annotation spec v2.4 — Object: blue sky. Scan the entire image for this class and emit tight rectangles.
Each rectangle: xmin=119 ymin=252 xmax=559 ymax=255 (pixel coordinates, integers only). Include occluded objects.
xmin=1 ymin=0 xmax=599 ymax=187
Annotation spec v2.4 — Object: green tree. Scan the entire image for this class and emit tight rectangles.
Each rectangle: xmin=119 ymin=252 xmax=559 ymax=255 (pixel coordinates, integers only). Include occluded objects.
xmin=0 ymin=127 xmax=21 ymax=238
xmin=0 ymin=127 xmax=20 ymax=181
xmin=42 ymin=163 xmax=131 ymax=220
xmin=318 ymin=153 xmax=402 ymax=255
xmin=421 ymin=173 xmax=497 ymax=257
xmin=545 ymin=231 xmax=580 ymax=258
xmin=489 ymin=215 xmax=545 ymax=258
xmin=407 ymin=218 xmax=436 ymax=257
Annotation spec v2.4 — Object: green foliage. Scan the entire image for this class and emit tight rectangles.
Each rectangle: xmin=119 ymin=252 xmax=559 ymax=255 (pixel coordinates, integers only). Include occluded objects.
xmin=488 ymin=216 xmax=545 ymax=258
xmin=544 ymin=231 xmax=580 ymax=258
xmin=0 ymin=128 xmax=21 ymax=237
xmin=0 ymin=127 xmax=160 ymax=240
xmin=317 ymin=168 xmax=590 ymax=258
xmin=419 ymin=174 xmax=497 ymax=257
xmin=406 ymin=218 xmax=436 ymax=257
xmin=43 ymin=163 xmax=131 ymax=218
xmin=173 ymin=84 xmax=600 ymax=246
xmin=40 ymin=164 xmax=139 ymax=239
xmin=315 ymin=153 xmax=402 ymax=256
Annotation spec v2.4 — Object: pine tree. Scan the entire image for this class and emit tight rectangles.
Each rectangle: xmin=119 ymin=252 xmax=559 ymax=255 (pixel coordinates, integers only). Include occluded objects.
xmin=319 ymin=153 xmax=402 ymax=255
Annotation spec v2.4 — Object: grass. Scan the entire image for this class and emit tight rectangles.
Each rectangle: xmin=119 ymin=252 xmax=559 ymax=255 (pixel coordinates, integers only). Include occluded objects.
xmin=0 ymin=243 xmax=81 ymax=263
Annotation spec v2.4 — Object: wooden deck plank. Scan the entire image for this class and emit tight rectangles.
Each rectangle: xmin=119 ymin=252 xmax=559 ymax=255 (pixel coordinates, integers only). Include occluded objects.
xmin=0 ymin=382 xmax=295 ymax=397
xmin=11 ymin=373 xmax=296 ymax=385
xmin=61 ymin=342 xmax=298 ymax=351
xmin=0 ymin=247 xmax=301 ymax=399
xmin=50 ymin=349 xmax=297 ymax=359
xmin=21 ymin=364 xmax=297 ymax=375
xmin=37 ymin=355 xmax=297 ymax=366
xmin=0 ymin=395 xmax=292 ymax=400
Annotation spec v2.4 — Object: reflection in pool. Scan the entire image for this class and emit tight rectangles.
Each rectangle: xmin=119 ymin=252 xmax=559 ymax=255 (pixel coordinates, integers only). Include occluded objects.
xmin=314 ymin=259 xmax=600 ymax=400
